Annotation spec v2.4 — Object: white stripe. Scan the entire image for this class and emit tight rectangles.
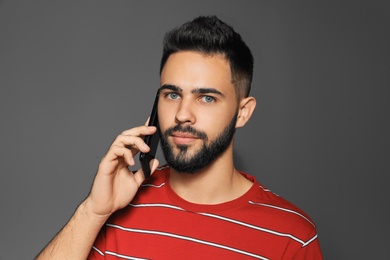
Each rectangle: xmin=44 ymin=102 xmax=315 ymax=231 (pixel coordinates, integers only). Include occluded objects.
xmin=129 ymin=203 xmax=184 ymax=211
xmin=259 ymin=185 xmax=272 ymax=192
xmin=249 ymin=201 xmax=315 ymax=227
xmin=258 ymin=185 xmax=279 ymax=196
xmin=106 ymin=250 xmax=148 ymax=260
xmin=303 ymin=234 xmax=318 ymax=247
xmin=157 ymin=165 xmax=170 ymax=170
xmin=92 ymin=246 xmax=104 ymax=256
xmin=130 ymin=203 xmax=309 ymax=246
xmin=106 ymin=223 xmax=269 ymax=260
xmin=141 ymin=182 xmax=165 ymax=188
xmin=199 ymin=212 xmax=306 ymax=246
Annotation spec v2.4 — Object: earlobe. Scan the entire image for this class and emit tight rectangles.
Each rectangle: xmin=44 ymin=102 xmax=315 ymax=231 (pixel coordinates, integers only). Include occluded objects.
xmin=236 ymin=97 xmax=256 ymax=128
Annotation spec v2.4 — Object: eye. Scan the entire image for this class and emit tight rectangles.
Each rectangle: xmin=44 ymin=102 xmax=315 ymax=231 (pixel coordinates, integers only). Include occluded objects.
xmin=166 ymin=92 xmax=180 ymax=100
xmin=201 ymin=96 xmax=216 ymax=103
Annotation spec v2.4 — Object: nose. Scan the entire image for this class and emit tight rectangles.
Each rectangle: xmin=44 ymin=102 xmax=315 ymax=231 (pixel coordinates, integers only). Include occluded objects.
xmin=175 ymin=98 xmax=196 ymax=125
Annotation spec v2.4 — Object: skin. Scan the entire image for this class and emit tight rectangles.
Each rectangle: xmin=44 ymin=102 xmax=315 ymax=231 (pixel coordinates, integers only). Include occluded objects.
xmin=36 ymin=50 xmax=256 ymax=259
xmin=159 ymin=51 xmax=256 ymax=204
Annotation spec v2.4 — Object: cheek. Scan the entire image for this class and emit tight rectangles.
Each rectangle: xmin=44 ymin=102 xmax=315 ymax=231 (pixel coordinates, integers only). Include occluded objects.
xmin=157 ymin=103 xmax=170 ymax=128
xmin=158 ymin=114 xmax=168 ymax=133
xmin=199 ymin=114 xmax=229 ymax=138
xmin=202 ymin=104 xmax=236 ymax=122
xmin=209 ymin=110 xmax=238 ymax=137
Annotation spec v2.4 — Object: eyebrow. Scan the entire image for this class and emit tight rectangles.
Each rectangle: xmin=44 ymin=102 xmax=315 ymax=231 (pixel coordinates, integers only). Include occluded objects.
xmin=160 ymin=84 xmax=225 ymax=97
xmin=192 ymin=88 xmax=225 ymax=97
xmin=160 ymin=84 xmax=182 ymax=92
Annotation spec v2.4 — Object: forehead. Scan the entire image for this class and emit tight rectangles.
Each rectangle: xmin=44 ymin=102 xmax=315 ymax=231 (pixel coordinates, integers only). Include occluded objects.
xmin=160 ymin=51 xmax=235 ymax=95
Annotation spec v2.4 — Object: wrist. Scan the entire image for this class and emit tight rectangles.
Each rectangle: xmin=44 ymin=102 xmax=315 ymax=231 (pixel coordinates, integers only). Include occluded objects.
xmin=79 ymin=198 xmax=111 ymax=226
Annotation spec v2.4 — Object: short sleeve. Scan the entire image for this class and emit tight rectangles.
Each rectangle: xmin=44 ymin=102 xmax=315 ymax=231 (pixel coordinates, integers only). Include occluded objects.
xmin=293 ymin=232 xmax=323 ymax=260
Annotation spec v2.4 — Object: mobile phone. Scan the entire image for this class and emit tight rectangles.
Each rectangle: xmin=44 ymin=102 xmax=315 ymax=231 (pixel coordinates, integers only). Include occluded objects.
xmin=139 ymin=89 xmax=160 ymax=178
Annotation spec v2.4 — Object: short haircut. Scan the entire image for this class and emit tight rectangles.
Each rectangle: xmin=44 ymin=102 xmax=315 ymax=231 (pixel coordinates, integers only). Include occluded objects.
xmin=160 ymin=15 xmax=254 ymax=100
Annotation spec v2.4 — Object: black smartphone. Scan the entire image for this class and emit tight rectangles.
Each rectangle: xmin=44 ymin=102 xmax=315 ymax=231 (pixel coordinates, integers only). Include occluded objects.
xmin=139 ymin=89 xmax=160 ymax=178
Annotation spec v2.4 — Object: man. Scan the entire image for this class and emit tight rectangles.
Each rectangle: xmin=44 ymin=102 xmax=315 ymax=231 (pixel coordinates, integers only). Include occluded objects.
xmin=37 ymin=16 xmax=322 ymax=259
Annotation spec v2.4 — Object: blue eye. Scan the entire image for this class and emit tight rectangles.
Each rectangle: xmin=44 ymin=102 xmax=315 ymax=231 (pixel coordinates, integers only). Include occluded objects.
xmin=201 ymin=96 xmax=216 ymax=103
xmin=166 ymin=93 xmax=180 ymax=100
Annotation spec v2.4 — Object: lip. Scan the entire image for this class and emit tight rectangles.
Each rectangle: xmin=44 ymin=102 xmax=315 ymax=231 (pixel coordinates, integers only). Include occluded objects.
xmin=171 ymin=132 xmax=199 ymax=145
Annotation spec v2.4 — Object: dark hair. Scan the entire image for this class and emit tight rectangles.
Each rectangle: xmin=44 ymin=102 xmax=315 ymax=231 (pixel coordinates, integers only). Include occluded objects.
xmin=160 ymin=15 xmax=254 ymax=99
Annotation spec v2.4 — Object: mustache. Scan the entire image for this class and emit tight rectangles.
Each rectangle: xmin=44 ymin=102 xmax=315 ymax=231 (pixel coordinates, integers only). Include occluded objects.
xmin=164 ymin=124 xmax=208 ymax=140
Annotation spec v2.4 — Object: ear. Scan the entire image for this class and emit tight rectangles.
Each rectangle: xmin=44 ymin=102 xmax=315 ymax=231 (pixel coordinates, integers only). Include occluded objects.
xmin=236 ymin=96 xmax=256 ymax=128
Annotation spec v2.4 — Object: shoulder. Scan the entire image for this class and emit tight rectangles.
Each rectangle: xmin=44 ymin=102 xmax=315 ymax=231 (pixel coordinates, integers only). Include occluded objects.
xmin=241 ymin=172 xmax=318 ymax=240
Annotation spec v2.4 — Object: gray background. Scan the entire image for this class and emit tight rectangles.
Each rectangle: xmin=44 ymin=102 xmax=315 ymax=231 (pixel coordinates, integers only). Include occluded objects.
xmin=0 ymin=0 xmax=389 ymax=259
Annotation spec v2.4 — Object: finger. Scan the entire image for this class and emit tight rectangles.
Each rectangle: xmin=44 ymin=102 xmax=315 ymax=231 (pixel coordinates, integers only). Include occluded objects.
xmin=103 ymin=145 xmax=135 ymax=166
xmin=120 ymin=125 xmax=156 ymax=137
xmin=133 ymin=168 xmax=146 ymax=186
xmin=113 ymin=135 xmax=150 ymax=154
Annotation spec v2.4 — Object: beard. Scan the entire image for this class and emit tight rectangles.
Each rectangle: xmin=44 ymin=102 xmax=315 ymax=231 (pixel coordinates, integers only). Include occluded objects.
xmin=159 ymin=111 xmax=238 ymax=173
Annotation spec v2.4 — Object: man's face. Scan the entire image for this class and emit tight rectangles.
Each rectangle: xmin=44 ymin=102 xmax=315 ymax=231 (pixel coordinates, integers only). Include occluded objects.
xmin=158 ymin=51 xmax=239 ymax=173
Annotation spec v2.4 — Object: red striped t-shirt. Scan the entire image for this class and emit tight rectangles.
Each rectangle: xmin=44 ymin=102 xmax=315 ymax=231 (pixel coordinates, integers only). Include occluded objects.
xmin=89 ymin=165 xmax=322 ymax=259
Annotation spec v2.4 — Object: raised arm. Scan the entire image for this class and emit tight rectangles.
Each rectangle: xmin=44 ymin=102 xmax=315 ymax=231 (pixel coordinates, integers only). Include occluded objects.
xmin=36 ymin=125 xmax=159 ymax=259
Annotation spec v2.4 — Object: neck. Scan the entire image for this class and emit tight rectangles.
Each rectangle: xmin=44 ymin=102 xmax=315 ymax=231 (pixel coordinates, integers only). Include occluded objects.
xmin=169 ymin=144 xmax=253 ymax=204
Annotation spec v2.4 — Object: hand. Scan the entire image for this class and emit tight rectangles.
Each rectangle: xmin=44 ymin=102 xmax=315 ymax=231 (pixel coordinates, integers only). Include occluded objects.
xmin=84 ymin=124 xmax=159 ymax=219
